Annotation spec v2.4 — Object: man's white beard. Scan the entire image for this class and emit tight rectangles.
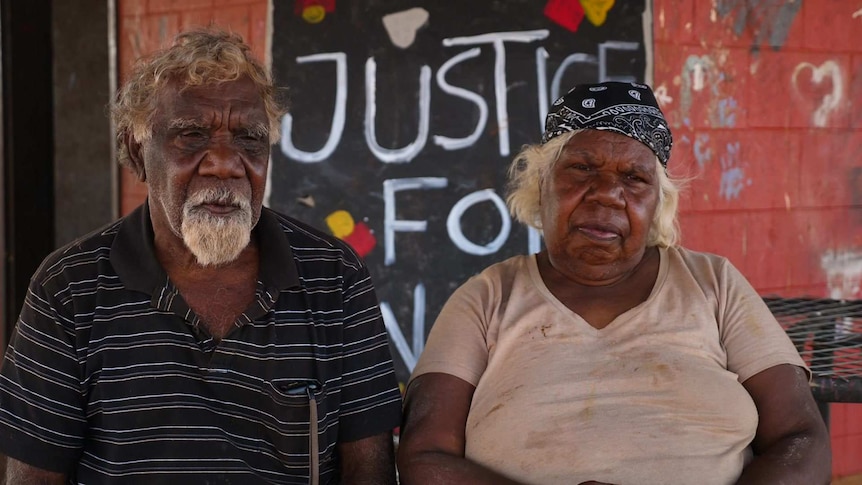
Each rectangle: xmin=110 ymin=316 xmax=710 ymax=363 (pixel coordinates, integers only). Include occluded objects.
xmin=180 ymin=187 xmax=253 ymax=267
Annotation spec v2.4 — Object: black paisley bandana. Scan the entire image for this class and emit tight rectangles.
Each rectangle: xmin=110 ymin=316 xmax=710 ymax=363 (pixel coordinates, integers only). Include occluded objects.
xmin=542 ymin=81 xmax=673 ymax=167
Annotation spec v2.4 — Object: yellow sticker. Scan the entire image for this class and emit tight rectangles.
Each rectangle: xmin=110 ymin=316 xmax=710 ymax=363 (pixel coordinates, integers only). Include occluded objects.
xmin=325 ymin=210 xmax=355 ymax=238
xmin=302 ymin=5 xmax=326 ymax=24
xmin=580 ymin=0 xmax=615 ymax=26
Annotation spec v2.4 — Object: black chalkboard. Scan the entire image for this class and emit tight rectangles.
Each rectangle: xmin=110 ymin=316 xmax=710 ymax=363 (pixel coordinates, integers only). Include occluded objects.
xmin=270 ymin=0 xmax=648 ymax=380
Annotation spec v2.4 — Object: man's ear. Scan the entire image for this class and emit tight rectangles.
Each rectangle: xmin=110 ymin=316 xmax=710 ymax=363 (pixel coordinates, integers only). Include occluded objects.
xmin=125 ymin=132 xmax=147 ymax=182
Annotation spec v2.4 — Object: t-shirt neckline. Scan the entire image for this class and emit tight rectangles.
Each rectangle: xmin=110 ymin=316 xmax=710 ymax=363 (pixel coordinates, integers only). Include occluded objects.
xmin=526 ymin=247 xmax=670 ymax=334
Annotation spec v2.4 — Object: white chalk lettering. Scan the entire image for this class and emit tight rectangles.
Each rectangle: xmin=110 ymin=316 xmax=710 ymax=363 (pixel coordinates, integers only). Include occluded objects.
xmin=446 ymin=189 xmax=511 ymax=255
xmin=535 ymin=47 xmax=550 ymax=132
xmin=443 ymin=30 xmax=550 ymax=157
xmin=528 ymin=227 xmax=542 ymax=254
xmin=380 ymin=282 xmax=427 ymax=372
xmin=433 ymin=48 xmax=489 ymax=151
xmin=280 ymin=53 xmax=347 ymax=163
xmin=599 ymin=41 xmax=640 ymax=82
xmin=383 ymin=177 xmax=448 ymax=266
xmin=365 ymin=57 xmax=432 ymax=163
xmin=551 ymin=53 xmax=598 ymax=103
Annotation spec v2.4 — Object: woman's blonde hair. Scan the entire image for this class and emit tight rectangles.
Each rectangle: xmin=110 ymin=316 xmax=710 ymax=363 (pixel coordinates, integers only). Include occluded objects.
xmin=505 ymin=130 xmax=682 ymax=248
xmin=111 ymin=27 xmax=285 ymax=179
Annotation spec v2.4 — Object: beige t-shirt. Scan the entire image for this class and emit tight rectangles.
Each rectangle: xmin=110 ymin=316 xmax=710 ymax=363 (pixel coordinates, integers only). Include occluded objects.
xmin=411 ymin=247 xmax=807 ymax=485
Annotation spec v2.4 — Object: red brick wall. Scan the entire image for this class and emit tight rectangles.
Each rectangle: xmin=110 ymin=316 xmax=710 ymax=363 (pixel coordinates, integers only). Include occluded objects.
xmin=117 ymin=0 xmax=861 ymax=478
xmin=653 ymin=0 xmax=862 ymax=478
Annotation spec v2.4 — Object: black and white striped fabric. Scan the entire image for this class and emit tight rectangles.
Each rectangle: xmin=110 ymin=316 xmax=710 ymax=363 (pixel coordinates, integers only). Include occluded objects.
xmin=0 ymin=203 xmax=402 ymax=484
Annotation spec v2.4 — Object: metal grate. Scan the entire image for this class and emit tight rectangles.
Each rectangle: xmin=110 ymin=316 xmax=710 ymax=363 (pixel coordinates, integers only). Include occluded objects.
xmin=764 ymin=297 xmax=862 ymax=403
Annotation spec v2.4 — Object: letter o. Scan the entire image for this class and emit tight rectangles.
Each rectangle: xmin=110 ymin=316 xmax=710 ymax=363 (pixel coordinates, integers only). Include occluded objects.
xmin=446 ymin=189 xmax=511 ymax=255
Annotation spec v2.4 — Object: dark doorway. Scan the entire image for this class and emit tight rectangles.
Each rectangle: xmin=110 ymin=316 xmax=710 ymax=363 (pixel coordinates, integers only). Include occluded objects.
xmin=2 ymin=0 xmax=55 ymax=343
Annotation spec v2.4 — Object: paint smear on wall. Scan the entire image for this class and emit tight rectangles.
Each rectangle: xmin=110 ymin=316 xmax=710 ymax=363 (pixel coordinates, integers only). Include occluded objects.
xmin=679 ymin=55 xmax=715 ymax=127
xmin=544 ymin=0 xmax=586 ymax=32
xmin=295 ymin=0 xmax=336 ymax=24
xmin=654 ymin=83 xmax=673 ymax=107
xmin=719 ymin=142 xmax=750 ymax=200
xmin=382 ymin=7 xmax=429 ymax=49
xmin=693 ymin=134 xmax=712 ymax=168
xmin=544 ymin=0 xmax=614 ymax=32
xmin=581 ymin=0 xmax=616 ymax=26
xmin=791 ymin=60 xmax=844 ymax=128
xmin=822 ymin=250 xmax=862 ymax=300
xmin=326 ymin=210 xmax=376 ymax=257
xmin=715 ymin=0 xmax=802 ymax=50
xmin=678 ymin=55 xmax=739 ymax=128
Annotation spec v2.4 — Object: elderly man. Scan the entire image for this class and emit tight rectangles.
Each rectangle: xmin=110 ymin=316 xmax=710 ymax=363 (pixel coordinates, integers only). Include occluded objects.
xmin=0 ymin=28 xmax=401 ymax=484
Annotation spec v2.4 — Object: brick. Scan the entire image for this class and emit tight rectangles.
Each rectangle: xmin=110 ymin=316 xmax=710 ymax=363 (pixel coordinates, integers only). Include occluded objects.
xmin=797 ymin=131 xmax=862 ymax=208
xmin=850 ymin=55 xmax=862 ymax=129
xmin=802 ymin=0 xmax=862 ymax=52
xmin=652 ymin=0 xmax=696 ymax=45
xmin=180 ymin=5 xmax=251 ymax=41
xmin=692 ymin=0 xmax=805 ymax=51
xmin=149 ymin=0 xmax=213 ymax=14
xmin=249 ymin=1 xmax=268 ymax=63
xmin=678 ymin=211 xmax=748 ymax=269
xmin=675 ymin=130 xmax=778 ymax=213
xmin=747 ymin=51 xmax=852 ymax=129
xmin=837 ymin=434 xmax=862 ymax=476
xmin=653 ymin=45 xmax=749 ymax=130
xmin=743 ymin=210 xmax=806 ymax=289
xmin=735 ymin=129 xmax=801 ymax=211
xmin=119 ymin=14 xmax=181 ymax=75
xmin=758 ymin=284 xmax=825 ymax=299
xmin=212 ymin=0 xmax=261 ymax=5
xmin=120 ymin=169 xmax=148 ymax=216
xmin=787 ymin=209 xmax=856 ymax=290
xmin=117 ymin=0 xmax=146 ymax=18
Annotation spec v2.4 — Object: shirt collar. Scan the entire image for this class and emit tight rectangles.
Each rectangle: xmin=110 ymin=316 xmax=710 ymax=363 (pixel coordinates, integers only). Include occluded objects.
xmin=111 ymin=202 xmax=300 ymax=295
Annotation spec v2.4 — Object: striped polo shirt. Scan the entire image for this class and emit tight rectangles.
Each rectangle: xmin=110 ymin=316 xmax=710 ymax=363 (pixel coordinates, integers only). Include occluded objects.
xmin=0 ymin=203 xmax=402 ymax=484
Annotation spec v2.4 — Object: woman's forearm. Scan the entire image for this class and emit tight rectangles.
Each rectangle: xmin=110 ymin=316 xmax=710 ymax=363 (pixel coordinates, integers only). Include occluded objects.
xmin=735 ymin=431 xmax=831 ymax=485
xmin=399 ymin=450 xmax=526 ymax=485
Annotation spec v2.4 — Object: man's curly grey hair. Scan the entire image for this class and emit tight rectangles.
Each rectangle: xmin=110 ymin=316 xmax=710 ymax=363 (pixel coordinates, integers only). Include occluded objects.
xmin=505 ymin=130 xmax=682 ymax=248
xmin=111 ymin=27 xmax=285 ymax=179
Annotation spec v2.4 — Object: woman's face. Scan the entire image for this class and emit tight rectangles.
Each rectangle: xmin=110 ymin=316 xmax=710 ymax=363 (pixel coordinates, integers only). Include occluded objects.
xmin=539 ymin=130 xmax=660 ymax=285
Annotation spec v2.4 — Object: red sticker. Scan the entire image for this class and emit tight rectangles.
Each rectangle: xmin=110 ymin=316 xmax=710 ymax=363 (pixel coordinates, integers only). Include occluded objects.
xmin=294 ymin=0 xmax=336 ymax=16
xmin=343 ymin=222 xmax=376 ymax=258
xmin=544 ymin=0 xmax=586 ymax=33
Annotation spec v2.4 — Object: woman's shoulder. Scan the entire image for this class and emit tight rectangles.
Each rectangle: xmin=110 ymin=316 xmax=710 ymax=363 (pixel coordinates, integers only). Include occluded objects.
xmin=666 ymin=246 xmax=732 ymax=271
xmin=475 ymin=254 xmax=533 ymax=279
xmin=453 ymin=254 xmax=535 ymax=299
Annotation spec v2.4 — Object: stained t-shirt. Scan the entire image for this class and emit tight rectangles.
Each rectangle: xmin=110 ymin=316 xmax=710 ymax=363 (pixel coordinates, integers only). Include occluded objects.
xmin=411 ymin=247 xmax=807 ymax=485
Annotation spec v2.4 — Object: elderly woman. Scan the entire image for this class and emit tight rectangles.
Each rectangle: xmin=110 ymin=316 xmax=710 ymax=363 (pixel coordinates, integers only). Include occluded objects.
xmin=396 ymin=82 xmax=831 ymax=485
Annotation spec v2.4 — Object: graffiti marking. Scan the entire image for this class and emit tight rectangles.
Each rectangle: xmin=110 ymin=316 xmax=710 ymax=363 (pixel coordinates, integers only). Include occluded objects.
xmin=719 ymin=142 xmax=749 ymax=200
xmin=791 ymin=61 xmax=844 ymax=128
xmin=822 ymin=251 xmax=862 ymax=300
xmin=654 ymin=84 xmax=673 ymax=106
xmin=715 ymin=0 xmax=802 ymax=50
xmin=382 ymin=8 xmax=429 ymax=49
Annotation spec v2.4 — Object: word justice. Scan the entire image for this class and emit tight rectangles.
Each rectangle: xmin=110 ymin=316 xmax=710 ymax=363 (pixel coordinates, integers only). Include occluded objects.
xmin=280 ymin=30 xmax=640 ymax=163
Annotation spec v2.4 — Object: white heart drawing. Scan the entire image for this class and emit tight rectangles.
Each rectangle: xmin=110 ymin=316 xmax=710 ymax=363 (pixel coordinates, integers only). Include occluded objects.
xmin=791 ymin=60 xmax=844 ymax=128
xmin=382 ymin=8 xmax=429 ymax=49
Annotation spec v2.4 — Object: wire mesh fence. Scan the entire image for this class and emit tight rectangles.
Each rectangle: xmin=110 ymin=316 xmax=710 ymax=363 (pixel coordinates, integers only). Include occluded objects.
xmin=764 ymin=297 xmax=862 ymax=403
